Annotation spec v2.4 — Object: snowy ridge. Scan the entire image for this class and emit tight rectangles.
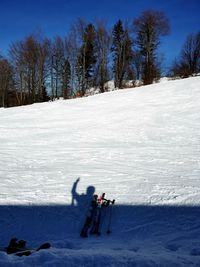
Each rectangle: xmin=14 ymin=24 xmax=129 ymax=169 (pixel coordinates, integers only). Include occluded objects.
xmin=0 ymin=76 xmax=200 ymax=266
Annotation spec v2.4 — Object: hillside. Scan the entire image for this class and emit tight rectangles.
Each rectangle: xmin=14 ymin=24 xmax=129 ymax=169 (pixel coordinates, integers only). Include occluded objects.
xmin=0 ymin=77 xmax=200 ymax=266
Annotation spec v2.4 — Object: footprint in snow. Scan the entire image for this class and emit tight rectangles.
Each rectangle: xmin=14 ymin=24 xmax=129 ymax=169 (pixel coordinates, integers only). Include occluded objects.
xmin=53 ymin=240 xmax=76 ymax=249
xmin=190 ymin=248 xmax=200 ymax=256
xmin=129 ymin=247 xmax=140 ymax=252
xmin=165 ymin=243 xmax=180 ymax=252
xmin=113 ymin=247 xmax=123 ymax=251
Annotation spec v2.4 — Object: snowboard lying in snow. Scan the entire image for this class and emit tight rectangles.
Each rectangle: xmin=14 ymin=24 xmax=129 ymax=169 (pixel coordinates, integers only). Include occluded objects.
xmin=0 ymin=240 xmax=51 ymax=257
xmin=14 ymin=242 xmax=51 ymax=257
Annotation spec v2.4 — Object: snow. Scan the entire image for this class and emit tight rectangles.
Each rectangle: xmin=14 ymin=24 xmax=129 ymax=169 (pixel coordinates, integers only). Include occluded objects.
xmin=0 ymin=76 xmax=200 ymax=266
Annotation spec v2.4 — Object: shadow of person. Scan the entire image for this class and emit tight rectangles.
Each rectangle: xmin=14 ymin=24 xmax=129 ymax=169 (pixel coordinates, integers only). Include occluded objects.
xmin=71 ymin=178 xmax=95 ymax=208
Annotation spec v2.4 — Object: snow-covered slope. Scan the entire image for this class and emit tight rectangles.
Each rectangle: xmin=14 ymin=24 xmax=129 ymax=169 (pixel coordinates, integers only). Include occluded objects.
xmin=0 ymin=77 xmax=200 ymax=266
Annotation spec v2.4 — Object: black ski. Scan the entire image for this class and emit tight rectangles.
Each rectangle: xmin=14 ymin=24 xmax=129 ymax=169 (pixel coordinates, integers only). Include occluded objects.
xmin=80 ymin=192 xmax=115 ymax=237
xmin=90 ymin=193 xmax=105 ymax=236
xmin=80 ymin=194 xmax=99 ymax=237
xmin=80 ymin=193 xmax=105 ymax=237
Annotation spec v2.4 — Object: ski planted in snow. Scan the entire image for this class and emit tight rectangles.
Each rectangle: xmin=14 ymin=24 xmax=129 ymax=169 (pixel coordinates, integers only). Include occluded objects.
xmin=80 ymin=193 xmax=115 ymax=237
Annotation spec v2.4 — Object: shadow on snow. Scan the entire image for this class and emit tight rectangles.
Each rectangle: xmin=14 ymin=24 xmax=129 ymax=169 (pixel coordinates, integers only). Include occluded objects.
xmin=0 ymin=179 xmax=200 ymax=253
xmin=0 ymin=203 xmax=200 ymax=249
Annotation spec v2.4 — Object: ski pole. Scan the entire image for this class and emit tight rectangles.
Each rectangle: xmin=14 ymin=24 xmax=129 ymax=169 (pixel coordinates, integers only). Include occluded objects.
xmin=98 ymin=204 xmax=107 ymax=234
xmin=106 ymin=199 xmax=115 ymax=234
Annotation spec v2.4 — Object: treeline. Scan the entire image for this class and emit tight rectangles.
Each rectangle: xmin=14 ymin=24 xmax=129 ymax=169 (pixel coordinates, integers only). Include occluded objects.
xmin=0 ymin=10 xmax=199 ymax=108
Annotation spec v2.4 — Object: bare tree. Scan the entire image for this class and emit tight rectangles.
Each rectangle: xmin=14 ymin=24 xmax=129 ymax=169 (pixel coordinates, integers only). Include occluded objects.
xmin=22 ymin=36 xmax=39 ymax=103
xmin=134 ymin=10 xmax=169 ymax=85
xmin=37 ymin=37 xmax=51 ymax=102
xmin=9 ymin=34 xmax=50 ymax=104
xmin=95 ymin=21 xmax=111 ymax=92
xmin=132 ymin=50 xmax=142 ymax=81
xmin=171 ymin=32 xmax=200 ymax=77
xmin=65 ymin=27 xmax=79 ymax=96
xmin=71 ymin=18 xmax=87 ymax=95
xmin=0 ymin=57 xmax=13 ymax=107
xmin=50 ymin=36 xmax=65 ymax=99
xmin=62 ymin=59 xmax=71 ymax=99
xmin=9 ymin=41 xmax=27 ymax=105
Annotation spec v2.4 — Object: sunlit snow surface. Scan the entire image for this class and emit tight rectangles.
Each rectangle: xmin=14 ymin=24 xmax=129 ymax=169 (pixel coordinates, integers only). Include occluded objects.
xmin=0 ymin=77 xmax=200 ymax=266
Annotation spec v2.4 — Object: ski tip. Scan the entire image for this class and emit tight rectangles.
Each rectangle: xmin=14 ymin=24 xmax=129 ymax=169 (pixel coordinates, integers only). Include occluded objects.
xmin=42 ymin=242 xmax=51 ymax=249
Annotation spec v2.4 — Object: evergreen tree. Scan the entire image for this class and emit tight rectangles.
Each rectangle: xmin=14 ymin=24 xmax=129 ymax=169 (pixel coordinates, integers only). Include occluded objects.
xmin=111 ymin=20 xmax=133 ymax=88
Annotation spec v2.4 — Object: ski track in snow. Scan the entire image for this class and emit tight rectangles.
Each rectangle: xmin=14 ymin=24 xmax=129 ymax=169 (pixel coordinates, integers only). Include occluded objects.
xmin=0 ymin=76 xmax=200 ymax=266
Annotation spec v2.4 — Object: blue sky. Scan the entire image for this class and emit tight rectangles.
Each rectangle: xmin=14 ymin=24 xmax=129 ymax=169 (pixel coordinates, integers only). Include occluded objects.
xmin=0 ymin=0 xmax=200 ymax=71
